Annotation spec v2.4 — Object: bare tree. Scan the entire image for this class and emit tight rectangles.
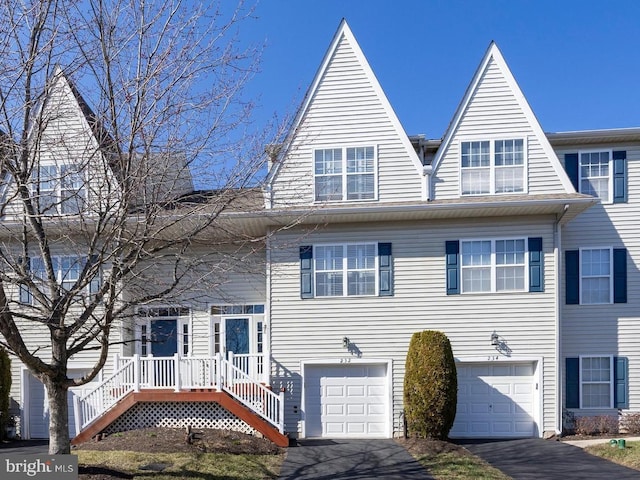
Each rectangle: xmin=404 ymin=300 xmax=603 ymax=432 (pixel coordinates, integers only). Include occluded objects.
xmin=0 ymin=0 xmax=275 ymax=454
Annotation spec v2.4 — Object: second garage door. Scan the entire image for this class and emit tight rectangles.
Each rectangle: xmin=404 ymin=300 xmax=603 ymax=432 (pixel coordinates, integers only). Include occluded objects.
xmin=450 ymin=362 xmax=537 ymax=438
xmin=304 ymin=363 xmax=389 ymax=438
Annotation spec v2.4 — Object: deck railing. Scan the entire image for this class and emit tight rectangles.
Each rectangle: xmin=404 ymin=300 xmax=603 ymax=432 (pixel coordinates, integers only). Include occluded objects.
xmin=74 ymin=353 xmax=283 ymax=435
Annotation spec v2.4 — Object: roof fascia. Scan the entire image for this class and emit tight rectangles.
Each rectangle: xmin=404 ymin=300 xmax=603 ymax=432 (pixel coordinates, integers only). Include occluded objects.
xmin=432 ymin=42 xmax=575 ymax=193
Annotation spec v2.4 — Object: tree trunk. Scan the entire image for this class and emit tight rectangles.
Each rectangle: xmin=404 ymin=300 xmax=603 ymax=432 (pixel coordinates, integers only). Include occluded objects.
xmin=43 ymin=376 xmax=71 ymax=455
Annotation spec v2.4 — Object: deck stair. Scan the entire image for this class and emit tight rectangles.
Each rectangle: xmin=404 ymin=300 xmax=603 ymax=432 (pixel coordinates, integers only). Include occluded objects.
xmin=71 ymin=354 xmax=287 ymax=447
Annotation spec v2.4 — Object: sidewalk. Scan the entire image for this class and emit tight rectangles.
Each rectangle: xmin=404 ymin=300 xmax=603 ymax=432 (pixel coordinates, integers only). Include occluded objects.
xmin=562 ymin=436 xmax=640 ymax=448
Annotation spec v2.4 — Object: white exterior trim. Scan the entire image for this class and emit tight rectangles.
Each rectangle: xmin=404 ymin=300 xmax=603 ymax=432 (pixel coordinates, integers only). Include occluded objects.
xmin=300 ymin=358 xmax=393 ymax=439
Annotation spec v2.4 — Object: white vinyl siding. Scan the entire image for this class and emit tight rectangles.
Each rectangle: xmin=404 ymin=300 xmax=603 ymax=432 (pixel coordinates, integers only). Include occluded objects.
xmin=579 ymin=150 xmax=612 ymax=202
xmin=270 ymin=219 xmax=558 ymax=438
xmin=269 ymin=33 xmax=423 ymax=207
xmin=580 ymin=356 xmax=614 ymax=409
xmin=461 ymin=238 xmax=526 ymax=293
xmin=433 ymin=56 xmax=567 ymax=199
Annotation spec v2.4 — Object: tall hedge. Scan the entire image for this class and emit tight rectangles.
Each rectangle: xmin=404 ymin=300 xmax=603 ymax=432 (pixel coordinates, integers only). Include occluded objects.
xmin=0 ymin=347 xmax=11 ymax=441
xmin=404 ymin=330 xmax=457 ymax=439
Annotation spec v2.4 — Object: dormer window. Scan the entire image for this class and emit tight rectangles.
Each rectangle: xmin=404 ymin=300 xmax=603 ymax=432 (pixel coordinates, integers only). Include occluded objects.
xmin=460 ymin=139 xmax=525 ymax=195
xmin=35 ymin=163 xmax=86 ymax=215
xmin=314 ymin=146 xmax=376 ymax=201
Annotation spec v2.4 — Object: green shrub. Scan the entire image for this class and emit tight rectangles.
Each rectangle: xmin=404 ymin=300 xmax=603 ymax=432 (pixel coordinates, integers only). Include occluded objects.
xmin=0 ymin=347 xmax=11 ymax=440
xmin=404 ymin=330 xmax=457 ymax=439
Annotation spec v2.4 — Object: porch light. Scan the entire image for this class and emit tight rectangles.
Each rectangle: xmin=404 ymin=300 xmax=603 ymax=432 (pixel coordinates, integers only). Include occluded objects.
xmin=342 ymin=336 xmax=350 ymax=349
xmin=491 ymin=331 xmax=499 ymax=346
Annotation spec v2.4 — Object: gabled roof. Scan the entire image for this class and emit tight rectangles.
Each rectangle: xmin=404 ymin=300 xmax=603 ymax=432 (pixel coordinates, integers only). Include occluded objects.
xmin=265 ymin=19 xmax=423 ymax=190
xmin=431 ymin=42 xmax=575 ymax=193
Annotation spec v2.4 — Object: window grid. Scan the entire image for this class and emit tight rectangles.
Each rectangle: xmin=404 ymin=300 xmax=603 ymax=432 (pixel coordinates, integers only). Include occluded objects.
xmin=461 ymin=139 xmax=525 ymax=195
xmin=580 ymin=356 xmax=613 ymax=409
xmin=315 ymin=243 xmax=377 ymax=297
xmin=35 ymin=164 xmax=86 ymax=215
xmin=315 ymin=147 xmax=376 ymax=201
xmin=580 ymin=151 xmax=611 ymax=202
xmin=461 ymin=239 xmax=527 ymax=293
xmin=581 ymin=248 xmax=612 ymax=304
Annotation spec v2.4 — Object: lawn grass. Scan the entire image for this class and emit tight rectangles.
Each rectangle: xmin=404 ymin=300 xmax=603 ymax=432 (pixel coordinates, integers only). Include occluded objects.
xmin=586 ymin=440 xmax=640 ymax=470
xmin=75 ymin=450 xmax=284 ymax=479
xmin=408 ymin=448 xmax=512 ymax=480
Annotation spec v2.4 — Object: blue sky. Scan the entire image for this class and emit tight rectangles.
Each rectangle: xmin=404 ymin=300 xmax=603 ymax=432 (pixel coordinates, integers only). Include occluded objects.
xmin=244 ymin=0 xmax=640 ymax=138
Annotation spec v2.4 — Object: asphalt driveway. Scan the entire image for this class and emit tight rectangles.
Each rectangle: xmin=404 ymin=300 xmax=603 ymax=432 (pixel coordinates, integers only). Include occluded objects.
xmin=278 ymin=439 xmax=433 ymax=480
xmin=460 ymin=438 xmax=640 ymax=480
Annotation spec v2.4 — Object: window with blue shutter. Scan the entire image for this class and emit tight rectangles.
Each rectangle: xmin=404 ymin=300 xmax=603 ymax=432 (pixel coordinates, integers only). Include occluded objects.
xmin=528 ymin=237 xmax=543 ymax=292
xmin=300 ymin=246 xmax=313 ymax=299
xmin=445 ymin=241 xmax=460 ymax=295
xmin=565 ymin=357 xmax=579 ymax=409
xmin=565 ymin=250 xmax=579 ymax=305
xmin=18 ymin=256 xmax=31 ymax=304
xmin=564 ymin=153 xmax=579 ymax=191
xmin=613 ymin=248 xmax=627 ymax=304
xmin=613 ymin=151 xmax=627 ymax=203
xmin=378 ymin=243 xmax=393 ymax=296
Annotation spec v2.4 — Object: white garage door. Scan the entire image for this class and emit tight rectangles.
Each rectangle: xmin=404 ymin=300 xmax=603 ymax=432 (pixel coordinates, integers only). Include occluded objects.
xmin=305 ymin=363 xmax=389 ymax=438
xmin=27 ymin=372 xmax=84 ymax=439
xmin=450 ymin=362 xmax=536 ymax=438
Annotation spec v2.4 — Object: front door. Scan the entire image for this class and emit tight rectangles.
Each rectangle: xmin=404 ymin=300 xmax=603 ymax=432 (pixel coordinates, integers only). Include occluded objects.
xmin=224 ymin=318 xmax=250 ymax=355
xmin=150 ymin=319 xmax=178 ymax=357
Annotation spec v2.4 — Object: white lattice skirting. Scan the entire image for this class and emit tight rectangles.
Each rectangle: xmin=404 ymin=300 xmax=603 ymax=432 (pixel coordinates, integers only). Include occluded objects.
xmin=105 ymin=401 xmax=256 ymax=435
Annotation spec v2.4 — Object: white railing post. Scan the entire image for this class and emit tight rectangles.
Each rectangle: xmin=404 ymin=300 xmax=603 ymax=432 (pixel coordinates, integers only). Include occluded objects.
xmin=114 ymin=353 xmax=120 ymax=371
xmin=73 ymin=393 xmax=81 ymax=437
xmin=133 ymin=354 xmax=140 ymax=392
xmin=228 ymin=352 xmax=235 ymax=388
xmin=278 ymin=390 xmax=285 ymax=434
xmin=174 ymin=353 xmax=181 ymax=392
xmin=215 ymin=353 xmax=223 ymax=391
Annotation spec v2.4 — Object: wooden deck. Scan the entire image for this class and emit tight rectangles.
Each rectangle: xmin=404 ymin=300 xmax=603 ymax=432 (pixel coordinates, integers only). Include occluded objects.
xmin=71 ymin=389 xmax=289 ymax=447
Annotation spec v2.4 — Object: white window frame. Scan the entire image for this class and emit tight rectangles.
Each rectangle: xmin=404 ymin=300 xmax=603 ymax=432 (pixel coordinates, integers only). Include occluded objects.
xmin=34 ymin=163 xmax=87 ymax=215
xmin=313 ymin=242 xmax=378 ymax=297
xmin=209 ymin=304 xmax=265 ymax=357
xmin=579 ymin=355 xmax=614 ymax=409
xmin=313 ymin=145 xmax=378 ymax=202
xmin=578 ymin=149 xmax=613 ymax=203
xmin=579 ymin=247 xmax=613 ymax=305
xmin=460 ymin=238 xmax=528 ymax=293
xmin=459 ymin=138 xmax=527 ymax=196
xmin=23 ymin=255 xmax=100 ymax=304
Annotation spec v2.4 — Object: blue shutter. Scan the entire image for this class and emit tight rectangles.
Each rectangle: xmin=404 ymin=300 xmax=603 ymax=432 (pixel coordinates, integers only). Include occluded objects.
xmin=565 ymin=357 xmax=580 ymax=408
xmin=19 ymin=256 xmax=32 ymax=304
xmin=614 ymin=357 xmax=629 ymax=409
xmin=89 ymin=255 xmax=101 ymax=295
xmin=300 ymin=246 xmax=313 ymax=299
xmin=378 ymin=243 xmax=393 ymax=296
xmin=446 ymin=241 xmax=460 ymax=295
xmin=613 ymin=248 xmax=627 ymax=304
xmin=528 ymin=237 xmax=543 ymax=292
xmin=565 ymin=153 xmax=579 ymax=191
xmin=565 ymin=250 xmax=579 ymax=305
xmin=613 ymin=151 xmax=627 ymax=203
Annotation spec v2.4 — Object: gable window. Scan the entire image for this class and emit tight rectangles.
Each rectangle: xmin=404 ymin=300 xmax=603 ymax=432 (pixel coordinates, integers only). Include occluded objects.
xmin=447 ymin=237 xmax=542 ymax=295
xmin=300 ymin=243 xmax=393 ymax=298
xmin=565 ymin=248 xmax=627 ymax=305
xmin=35 ymin=163 xmax=86 ymax=215
xmin=314 ymin=146 xmax=376 ymax=201
xmin=461 ymin=139 xmax=524 ymax=195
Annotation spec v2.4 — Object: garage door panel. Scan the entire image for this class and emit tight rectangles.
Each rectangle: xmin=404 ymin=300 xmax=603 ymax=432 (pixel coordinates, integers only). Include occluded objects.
xmin=451 ymin=362 xmax=536 ymax=439
xmin=305 ymin=363 xmax=389 ymax=438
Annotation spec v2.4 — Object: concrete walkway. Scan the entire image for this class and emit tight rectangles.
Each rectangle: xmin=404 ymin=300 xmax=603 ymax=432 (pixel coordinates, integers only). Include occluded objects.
xmin=278 ymin=439 xmax=433 ymax=480
xmin=460 ymin=438 xmax=640 ymax=480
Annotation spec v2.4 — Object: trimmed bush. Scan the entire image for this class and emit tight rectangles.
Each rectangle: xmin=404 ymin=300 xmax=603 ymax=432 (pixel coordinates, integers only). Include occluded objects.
xmin=574 ymin=415 xmax=618 ymax=436
xmin=403 ymin=330 xmax=457 ymax=439
xmin=0 ymin=347 xmax=10 ymax=441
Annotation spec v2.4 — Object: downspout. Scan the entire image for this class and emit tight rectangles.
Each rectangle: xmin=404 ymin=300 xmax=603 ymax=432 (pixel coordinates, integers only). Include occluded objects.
xmin=554 ymin=204 xmax=569 ymax=435
xmin=265 ymin=229 xmax=272 ymax=386
xmin=423 ymin=165 xmax=433 ymax=201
